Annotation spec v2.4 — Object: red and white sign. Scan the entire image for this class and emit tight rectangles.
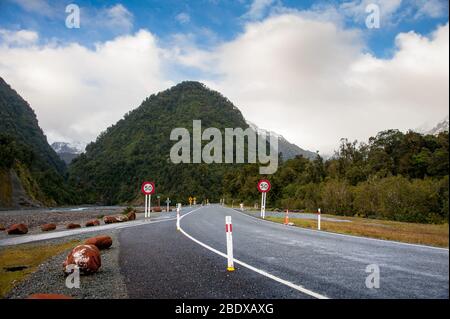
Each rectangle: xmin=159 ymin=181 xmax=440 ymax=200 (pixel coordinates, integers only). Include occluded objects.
xmin=141 ymin=181 xmax=155 ymax=195
xmin=257 ymin=179 xmax=271 ymax=193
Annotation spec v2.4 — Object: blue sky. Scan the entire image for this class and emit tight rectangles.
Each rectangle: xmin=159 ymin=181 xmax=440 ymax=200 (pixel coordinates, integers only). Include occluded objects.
xmin=0 ymin=1 xmax=448 ymax=154
xmin=1 ymin=0 xmax=448 ymax=57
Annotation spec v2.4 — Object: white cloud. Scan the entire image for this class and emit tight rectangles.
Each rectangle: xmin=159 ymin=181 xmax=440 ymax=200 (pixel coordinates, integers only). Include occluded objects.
xmin=179 ymin=15 xmax=448 ymax=154
xmin=9 ymin=0 xmax=55 ymax=17
xmin=0 ymin=29 xmax=38 ymax=46
xmin=175 ymin=12 xmax=191 ymax=24
xmin=414 ymin=0 xmax=448 ymax=19
xmin=244 ymin=0 xmax=276 ymax=20
xmin=0 ymin=12 xmax=448 ymax=155
xmin=0 ymin=30 xmax=170 ymax=144
xmin=82 ymin=4 xmax=134 ymax=33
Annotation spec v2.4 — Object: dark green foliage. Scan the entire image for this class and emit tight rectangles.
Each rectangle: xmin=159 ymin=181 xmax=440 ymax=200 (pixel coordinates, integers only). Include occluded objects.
xmin=0 ymin=77 xmax=76 ymax=205
xmin=69 ymin=81 xmax=250 ymax=204
xmin=223 ymin=130 xmax=449 ymax=224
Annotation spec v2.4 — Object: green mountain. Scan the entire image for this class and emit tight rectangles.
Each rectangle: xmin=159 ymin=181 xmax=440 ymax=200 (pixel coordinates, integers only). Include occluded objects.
xmin=0 ymin=77 xmax=74 ymax=208
xmin=69 ymin=81 xmax=253 ymax=205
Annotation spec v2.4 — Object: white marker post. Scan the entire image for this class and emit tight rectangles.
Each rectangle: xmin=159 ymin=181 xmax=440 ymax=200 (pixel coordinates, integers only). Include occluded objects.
xmin=318 ymin=208 xmax=321 ymax=230
xmin=166 ymin=197 xmax=170 ymax=212
xmin=176 ymin=203 xmax=181 ymax=231
xmin=225 ymin=216 xmax=234 ymax=271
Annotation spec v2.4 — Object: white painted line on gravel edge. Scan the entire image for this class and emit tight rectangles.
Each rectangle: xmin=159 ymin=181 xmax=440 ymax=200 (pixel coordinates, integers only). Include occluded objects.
xmin=179 ymin=206 xmax=329 ymax=299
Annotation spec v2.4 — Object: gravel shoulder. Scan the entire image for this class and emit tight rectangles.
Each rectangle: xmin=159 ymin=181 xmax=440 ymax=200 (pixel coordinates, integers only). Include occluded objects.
xmin=4 ymin=230 xmax=128 ymax=299
xmin=0 ymin=206 xmax=128 ymax=238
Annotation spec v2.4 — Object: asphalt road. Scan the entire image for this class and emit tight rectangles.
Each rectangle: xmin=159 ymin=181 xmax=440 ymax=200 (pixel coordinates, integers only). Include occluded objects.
xmin=119 ymin=205 xmax=449 ymax=299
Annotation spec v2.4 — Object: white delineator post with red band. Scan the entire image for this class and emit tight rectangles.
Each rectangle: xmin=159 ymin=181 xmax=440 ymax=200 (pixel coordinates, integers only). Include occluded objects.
xmin=225 ymin=216 xmax=234 ymax=271
xmin=318 ymin=208 xmax=321 ymax=230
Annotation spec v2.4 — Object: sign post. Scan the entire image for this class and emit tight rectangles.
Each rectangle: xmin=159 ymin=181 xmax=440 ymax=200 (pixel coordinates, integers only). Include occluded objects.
xmin=141 ymin=181 xmax=155 ymax=219
xmin=166 ymin=198 xmax=171 ymax=212
xmin=257 ymin=179 xmax=271 ymax=219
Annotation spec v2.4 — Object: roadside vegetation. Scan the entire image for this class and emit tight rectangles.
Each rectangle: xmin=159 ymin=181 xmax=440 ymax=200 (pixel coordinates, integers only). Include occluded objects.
xmin=265 ymin=215 xmax=449 ymax=248
xmin=0 ymin=240 xmax=79 ymax=298
xmin=224 ymin=130 xmax=449 ymax=224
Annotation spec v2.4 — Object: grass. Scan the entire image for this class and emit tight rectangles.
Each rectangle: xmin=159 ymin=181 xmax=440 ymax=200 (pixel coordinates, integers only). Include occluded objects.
xmin=0 ymin=239 xmax=80 ymax=298
xmin=265 ymin=215 xmax=449 ymax=248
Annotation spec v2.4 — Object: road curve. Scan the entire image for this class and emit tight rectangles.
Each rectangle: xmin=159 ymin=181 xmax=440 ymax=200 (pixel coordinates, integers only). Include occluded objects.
xmin=178 ymin=205 xmax=448 ymax=299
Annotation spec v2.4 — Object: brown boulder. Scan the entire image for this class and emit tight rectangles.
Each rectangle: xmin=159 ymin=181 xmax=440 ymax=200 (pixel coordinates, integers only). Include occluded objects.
xmin=103 ymin=216 xmax=118 ymax=224
xmin=126 ymin=212 xmax=136 ymax=221
xmin=152 ymin=207 xmax=162 ymax=213
xmin=41 ymin=223 xmax=56 ymax=232
xmin=85 ymin=235 xmax=113 ymax=250
xmin=7 ymin=223 xmax=28 ymax=235
xmin=63 ymin=244 xmax=101 ymax=275
xmin=85 ymin=220 xmax=100 ymax=227
xmin=27 ymin=293 xmax=73 ymax=299
xmin=66 ymin=223 xmax=81 ymax=229
xmin=104 ymin=215 xmax=128 ymax=224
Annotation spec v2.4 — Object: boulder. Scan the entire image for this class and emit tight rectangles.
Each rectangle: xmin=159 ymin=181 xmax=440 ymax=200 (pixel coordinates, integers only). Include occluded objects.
xmin=104 ymin=215 xmax=128 ymax=224
xmin=27 ymin=293 xmax=73 ymax=299
xmin=41 ymin=223 xmax=56 ymax=232
xmin=85 ymin=235 xmax=112 ymax=250
xmin=7 ymin=223 xmax=28 ymax=235
xmin=126 ymin=211 xmax=136 ymax=221
xmin=152 ymin=207 xmax=162 ymax=213
xmin=66 ymin=223 xmax=81 ymax=229
xmin=85 ymin=220 xmax=100 ymax=227
xmin=63 ymin=244 xmax=101 ymax=275
xmin=103 ymin=216 xmax=118 ymax=224
xmin=115 ymin=215 xmax=128 ymax=222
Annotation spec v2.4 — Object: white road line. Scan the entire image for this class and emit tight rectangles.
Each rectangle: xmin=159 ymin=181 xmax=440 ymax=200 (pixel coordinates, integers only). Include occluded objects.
xmin=179 ymin=206 xmax=329 ymax=299
xmin=231 ymin=208 xmax=449 ymax=252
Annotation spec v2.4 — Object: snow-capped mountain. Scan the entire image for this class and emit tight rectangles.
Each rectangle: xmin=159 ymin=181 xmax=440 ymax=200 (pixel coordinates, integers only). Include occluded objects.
xmin=417 ymin=116 xmax=449 ymax=135
xmin=246 ymin=121 xmax=317 ymax=160
xmin=426 ymin=116 xmax=449 ymax=135
xmin=51 ymin=141 xmax=85 ymax=164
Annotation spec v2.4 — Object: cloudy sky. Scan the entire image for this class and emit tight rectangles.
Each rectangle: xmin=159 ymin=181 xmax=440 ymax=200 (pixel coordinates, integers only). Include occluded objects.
xmin=0 ymin=0 xmax=448 ymax=155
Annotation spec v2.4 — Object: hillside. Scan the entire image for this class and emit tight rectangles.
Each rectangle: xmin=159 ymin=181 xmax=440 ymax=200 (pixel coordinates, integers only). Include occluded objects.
xmin=68 ymin=81 xmax=253 ymax=204
xmin=0 ymin=77 xmax=75 ymax=208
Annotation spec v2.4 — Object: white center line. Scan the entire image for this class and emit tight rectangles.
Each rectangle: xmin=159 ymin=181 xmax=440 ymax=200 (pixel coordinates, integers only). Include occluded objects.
xmin=179 ymin=206 xmax=329 ymax=299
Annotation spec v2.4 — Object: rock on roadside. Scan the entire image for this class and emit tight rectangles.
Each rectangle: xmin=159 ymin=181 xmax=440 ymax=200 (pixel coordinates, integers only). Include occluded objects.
xmin=66 ymin=223 xmax=81 ymax=229
xmin=7 ymin=223 xmax=28 ymax=235
xmin=41 ymin=223 xmax=57 ymax=232
xmin=27 ymin=293 xmax=73 ymax=299
xmin=85 ymin=220 xmax=100 ymax=227
xmin=63 ymin=244 xmax=101 ymax=275
xmin=85 ymin=235 xmax=113 ymax=250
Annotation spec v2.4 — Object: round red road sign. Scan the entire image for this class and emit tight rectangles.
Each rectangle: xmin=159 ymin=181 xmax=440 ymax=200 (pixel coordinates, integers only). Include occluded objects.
xmin=257 ymin=179 xmax=271 ymax=193
xmin=141 ymin=181 xmax=155 ymax=195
